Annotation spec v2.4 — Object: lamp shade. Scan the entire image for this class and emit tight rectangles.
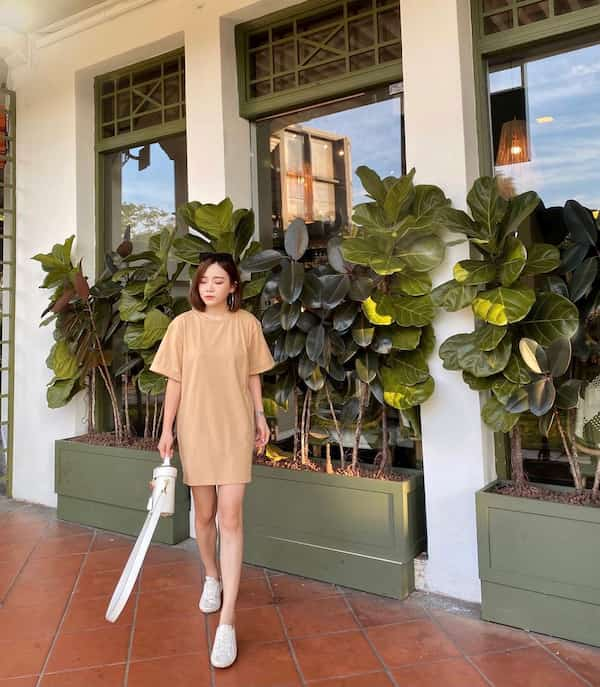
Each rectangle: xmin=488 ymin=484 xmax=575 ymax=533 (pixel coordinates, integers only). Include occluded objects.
xmin=496 ymin=118 xmax=530 ymax=166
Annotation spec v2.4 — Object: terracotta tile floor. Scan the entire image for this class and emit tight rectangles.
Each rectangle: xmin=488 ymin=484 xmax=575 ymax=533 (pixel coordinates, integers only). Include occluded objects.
xmin=2 ymin=501 xmax=600 ymax=687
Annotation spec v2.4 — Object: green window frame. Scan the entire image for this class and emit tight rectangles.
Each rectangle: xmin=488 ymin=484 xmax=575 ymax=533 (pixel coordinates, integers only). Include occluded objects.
xmin=95 ymin=48 xmax=186 ymax=154
xmin=94 ymin=48 xmax=187 ymax=273
xmin=471 ymin=0 xmax=600 ymax=174
xmin=236 ymin=0 xmax=403 ymax=119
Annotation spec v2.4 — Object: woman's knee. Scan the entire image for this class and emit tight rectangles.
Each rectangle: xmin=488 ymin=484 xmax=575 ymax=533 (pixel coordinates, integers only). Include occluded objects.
xmin=217 ymin=508 xmax=243 ymax=532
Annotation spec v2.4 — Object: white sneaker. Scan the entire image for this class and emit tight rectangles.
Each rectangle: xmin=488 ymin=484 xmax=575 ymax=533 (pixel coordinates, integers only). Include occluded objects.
xmin=199 ymin=576 xmax=222 ymax=613
xmin=211 ymin=624 xmax=237 ymax=668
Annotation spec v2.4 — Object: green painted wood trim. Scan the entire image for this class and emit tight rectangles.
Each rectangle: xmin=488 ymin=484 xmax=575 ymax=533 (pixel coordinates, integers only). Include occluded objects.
xmin=477 ymin=480 xmax=600 ymax=612
xmin=95 ymin=120 xmax=186 ymax=154
xmin=1 ymin=88 xmax=16 ymax=498
xmin=244 ymin=463 xmax=426 ymax=598
xmin=54 ymin=438 xmax=190 ymax=545
xmin=235 ymin=0 xmax=402 ymax=120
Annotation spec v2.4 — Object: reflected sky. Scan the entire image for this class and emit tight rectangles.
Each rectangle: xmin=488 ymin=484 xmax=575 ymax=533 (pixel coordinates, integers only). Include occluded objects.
xmin=121 ymin=142 xmax=175 ymax=211
xmin=492 ymin=43 xmax=600 ymax=210
xmin=293 ymin=95 xmax=403 ymax=206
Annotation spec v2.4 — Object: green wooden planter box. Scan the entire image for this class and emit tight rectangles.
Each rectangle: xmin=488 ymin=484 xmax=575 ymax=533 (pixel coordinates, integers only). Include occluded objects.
xmin=477 ymin=480 xmax=600 ymax=647
xmin=243 ymin=463 xmax=426 ymax=599
xmin=55 ymin=439 xmax=190 ymax=545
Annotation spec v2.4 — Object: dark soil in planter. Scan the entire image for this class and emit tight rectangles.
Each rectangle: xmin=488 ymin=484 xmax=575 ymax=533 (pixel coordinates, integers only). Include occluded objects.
xmin=69 ymin=432 xmax=163 ymax=451
xmin=493 ymin=482 xmax=600 ymax=507
xmin=253 ymin=453 xmax=410 ymax=482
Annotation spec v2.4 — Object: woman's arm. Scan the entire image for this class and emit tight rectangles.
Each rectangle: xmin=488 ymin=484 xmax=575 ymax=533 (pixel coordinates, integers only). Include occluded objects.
xmin=157 ymin=378 xmax=182 ymax=459
xmin=248 ymin=374 xmax=270 ymax=453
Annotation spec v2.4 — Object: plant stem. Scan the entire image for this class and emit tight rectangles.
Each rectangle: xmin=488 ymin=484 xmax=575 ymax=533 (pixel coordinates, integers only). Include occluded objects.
xmin=510 ymin=424 xmax=526 ymax=491
xmin=152 ymin=396 xmax=158 ymax=440
xmin=593 ymin=460 xmax=600 ymax=498
xmin=123 ymin=373 xmax=131 ymax=438
xmin=292 ymin=388 xmax=299 ymax=464
xmin=303 ymin=389 xmax=312 ymax=464
xmin=378 ymin=406 xmax=390 ymax=476
xmin=144 ymin=393 xmax=150 ymax=439
xmin=352 ymin=381 xmax=367 ymax=471
xmin=91 ymin=368 xmax=96 ymax=434
xmin=555 ymin=410 xmax=584 ymax=491
xmin=300 ymin=391 xmax=308 ymax=465
xmin=324 ymin=383 xmax=345 ymax=468
xmin=325 ymin=443 xmax=333 ymax=474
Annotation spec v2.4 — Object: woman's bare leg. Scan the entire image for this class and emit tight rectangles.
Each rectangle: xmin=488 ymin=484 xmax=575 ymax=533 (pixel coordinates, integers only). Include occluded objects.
xmin=191 ymin=485 xmax=219 ymax=579
xmin=216 ymin=483 xmax=246 ymax=626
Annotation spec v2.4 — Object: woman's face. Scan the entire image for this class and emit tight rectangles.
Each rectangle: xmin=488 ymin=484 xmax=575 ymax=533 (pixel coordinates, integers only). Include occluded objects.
xmin=198 ymin=262 xmax=236 ymax=307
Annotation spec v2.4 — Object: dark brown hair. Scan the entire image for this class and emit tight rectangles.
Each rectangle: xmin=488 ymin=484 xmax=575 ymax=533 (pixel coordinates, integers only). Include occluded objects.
xmin=189 ymin=252 xmax=243 ymax=312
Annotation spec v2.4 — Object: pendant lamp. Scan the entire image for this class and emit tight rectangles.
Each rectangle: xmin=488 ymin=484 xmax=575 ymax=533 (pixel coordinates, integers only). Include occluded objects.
xmin=496 ymin=117 xmax=530 ymax=166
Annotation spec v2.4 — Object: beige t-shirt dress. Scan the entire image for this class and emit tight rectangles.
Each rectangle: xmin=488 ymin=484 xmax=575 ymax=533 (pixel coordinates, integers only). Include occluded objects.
xmin=149 ymin=308 xmax=276 ymax=486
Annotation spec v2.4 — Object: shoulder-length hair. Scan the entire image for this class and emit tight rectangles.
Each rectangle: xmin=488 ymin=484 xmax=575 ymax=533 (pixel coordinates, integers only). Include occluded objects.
xmin=189 ymin=252 xmax=243 ymax=312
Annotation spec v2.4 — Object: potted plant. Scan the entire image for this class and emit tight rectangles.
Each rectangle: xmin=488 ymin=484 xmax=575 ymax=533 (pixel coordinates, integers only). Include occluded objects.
xmin=34 ymin=201 xmax=263 ymax=544
xmin=235 ymin=167 xmax=451 ymax=598
xmin=435 ymin=176 xmax=600 ymax=646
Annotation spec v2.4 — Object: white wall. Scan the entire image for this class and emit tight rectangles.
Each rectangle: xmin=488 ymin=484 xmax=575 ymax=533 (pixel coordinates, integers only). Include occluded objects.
xmin=401 ymin=0 xmax=495 ymax=602
xmin=7 ymin=0 xmax=493 ymax=603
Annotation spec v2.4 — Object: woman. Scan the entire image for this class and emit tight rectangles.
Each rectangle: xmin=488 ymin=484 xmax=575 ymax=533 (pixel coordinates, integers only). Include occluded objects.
xmin=150 ymin=252 xmax=275 ymax=669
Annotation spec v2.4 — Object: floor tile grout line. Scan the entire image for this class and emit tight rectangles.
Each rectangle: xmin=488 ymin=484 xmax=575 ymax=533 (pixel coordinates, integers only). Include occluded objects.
xmin=122 ymin=552 xmax=143 ymax=687
xmin=420 ymin=604 xmax=496 ymax=687
xmin=0 ymin=519 xmax=53 ymax=606
xmin=340 ymin=592 xmax=401 ymax=687
xmin=531 ymin=634 xmax=594 ymax=687
xmin=34 ymin=528 xmax=98 ymax=687
xmin=264 ymin=567 xmax=307 ymax=687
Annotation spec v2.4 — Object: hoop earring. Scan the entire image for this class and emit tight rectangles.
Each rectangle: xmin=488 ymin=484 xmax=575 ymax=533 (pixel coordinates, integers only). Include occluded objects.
xmin=227 ymin=293 xmax=234 ymax=309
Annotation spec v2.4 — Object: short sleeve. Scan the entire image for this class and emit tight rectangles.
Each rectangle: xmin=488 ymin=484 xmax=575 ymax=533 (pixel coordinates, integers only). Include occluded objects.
xmin=149 ymin=317 xmax=183 ymax=382
xmin=248 ymin=317 xmax=275 ymax=376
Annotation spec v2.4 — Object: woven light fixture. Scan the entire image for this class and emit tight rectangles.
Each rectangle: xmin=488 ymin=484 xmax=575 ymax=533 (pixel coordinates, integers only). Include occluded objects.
xmin=496 ymin=117 xmax=530 ymax=166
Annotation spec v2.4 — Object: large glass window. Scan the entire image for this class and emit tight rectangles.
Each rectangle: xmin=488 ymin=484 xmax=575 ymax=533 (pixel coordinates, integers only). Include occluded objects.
xmin=489 ymin=42 xmax=600 ymax=211
xmin=255 ymin=85 xmax=404 ymax=267
xmin=102 ymin=134 xmax=188 ymax=261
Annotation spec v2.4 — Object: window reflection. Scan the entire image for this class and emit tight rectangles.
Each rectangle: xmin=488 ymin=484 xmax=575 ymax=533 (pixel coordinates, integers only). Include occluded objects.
xmin=256 ymin=88 xmax=404 ymax=267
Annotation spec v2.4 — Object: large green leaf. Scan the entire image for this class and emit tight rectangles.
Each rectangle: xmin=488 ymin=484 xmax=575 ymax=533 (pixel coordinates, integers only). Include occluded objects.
xmin=48 ymin=340 xmax=79 ymax=380
xmin=492 ymin=378 xmax=520 ymax=405
xmin=326 ymin=236 xmax=347 ymax=274
xmin=439 ymin=333 xmax=475 ymax=371
xmin=302 ymin=273 xmax=323 ymax=308
xmin=137 ymin=369 xmax=167 ymax=395
xmin=382 ymin=374 xmax=434 ymax=410
xmin=498 ymin=236 xmax=527 ymax=286
xmin=391 ymin=295 xmax=435 ymax=327
xmin=280 ymin=302 xmax=301 ymax=330
xmin=283 ymin=328 xmax=305 ymax=358
xmin=124 ymin=309 xmax=170 ymax=350
xmin=333 ymin=301 xmax=359 ymax=331
xmin=437 ymin=206 xmax=482 ymax=239
xmin=118 ymin=291 xmax=145 ymax=323
xmin=262 ymin=303 xmax=282 ymax=334
xmin=569 ymin=256 xmax=598 ymax=302
xmin=396 ymin=235 xmax=445 ymax=272
xmin=387 ymin=350 xmax=429 ymax=385
xmin=500 ymin=190 xmax=539 ymax=242
xmin=356 ymin=166 xmax=386 ymax=205
xmin=472 ymin=286 xmax=535 ymax=325
xmin=306 ymin=323 xmax=325 ymax=361
xmin=503 ymin=353 xmax=532 ymax=385
xmin=518 ymin=338 xmax=548 ymax=374
xmin=239 ymin=249 xmax=282 ymax=272
xmin=527 ymin=378 xmax=556 ymax=416
xmin=321 ymin=274 xmax=350 ymax=309
xmin=383 ymin=168 xmax=415 ymax=224
xmin=431 ymin=280 xmax=478 ymax=311
xmin=351 ymin=315 xmax=375 ymax=347
xmin=355 ymin=351 xmax=379 ymax=383
xmin=473 ymin=323 xmax=507 ymax=351
xmin=389 ymin=325 xmax=421 ymax=350
xmin=348 ymin=275 xmax=374 ymax=301
xmin=462 ymin=371 xmax=497 ymax=391
xmin=522 ymin=293 xmax=579 ymax=345
xmin=392 ymin=272 xmax=432 ymax=296
xmin=453 ymin=260 xmax=496 ymax=285
xmin=481 ymin=396 xmax=520 ymax=432
xmin=564 ymin=199 xmax=598 ymax=246
xmin=412 ymin=184 xmax=449 ymax=217
xmin=457 ymin=333 xmax=511 ymax=377
xmin=341 ymin=236 xmax=374 ymax=266
xmin=362 ymin=296 xmax=393 ymax=325
xmin=467 ymin=176 xmax=508 ymax=239
xmin=522 ymin=243 xmax=560 ymax=276
xmin=556 ymin=379 xmax=583 ymax=409
xmin=279 ymin=260 xmax=304 ymax=303
xmin=47 ymin=377 xmax=79 ymax=409
xmin=177 ymin=198 xmax=233 ymax=237
xmin=305 ymin=366 xmax=325 ymax=391
xmin=232 ymin=209 xmax=255 ymax=258
xmin=284 ymin=218 xmax=309 ymax=260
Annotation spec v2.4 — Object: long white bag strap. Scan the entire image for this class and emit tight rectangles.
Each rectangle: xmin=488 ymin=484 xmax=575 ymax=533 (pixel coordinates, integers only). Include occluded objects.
xmin=105 ymin=483 xmax=167 ymax=623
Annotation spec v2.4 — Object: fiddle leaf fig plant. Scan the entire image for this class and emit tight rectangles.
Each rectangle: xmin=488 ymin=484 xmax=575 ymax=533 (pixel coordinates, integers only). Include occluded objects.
xmin=241 ymin=166 xmax=450 ymax=478
xmin=435 ymin=177 xmax=579 ymax=490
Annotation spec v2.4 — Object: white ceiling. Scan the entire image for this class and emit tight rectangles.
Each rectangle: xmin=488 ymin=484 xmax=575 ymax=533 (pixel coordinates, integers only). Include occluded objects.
xmin=0 ymin=0 xmax=108 ymax=33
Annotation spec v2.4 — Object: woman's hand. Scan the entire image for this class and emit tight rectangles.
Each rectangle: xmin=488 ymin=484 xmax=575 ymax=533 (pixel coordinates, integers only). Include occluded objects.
xmin=158 ymin=430 xmax=174 ymax=460
xmin=254 ymin=414 xmax=270 ymax=455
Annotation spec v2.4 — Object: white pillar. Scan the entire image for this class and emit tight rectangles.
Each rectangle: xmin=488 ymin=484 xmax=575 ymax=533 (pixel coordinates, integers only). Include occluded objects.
xmin=401 ymin=0 xmax=495 ymax=602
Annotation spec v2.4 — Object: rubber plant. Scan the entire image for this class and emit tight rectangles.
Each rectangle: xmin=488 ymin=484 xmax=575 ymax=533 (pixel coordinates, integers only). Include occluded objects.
xmin=514 ymin=336 xmax=598 ymax=495
xmin=34 ymin=235 xmax=126 ymax=441
xmin=239 ymin=166 xmax=450 ymax=477
xmin=435 ymin=177 xmax=579 ymax=491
